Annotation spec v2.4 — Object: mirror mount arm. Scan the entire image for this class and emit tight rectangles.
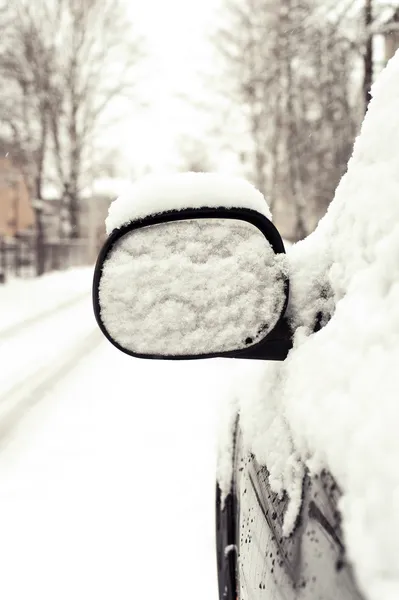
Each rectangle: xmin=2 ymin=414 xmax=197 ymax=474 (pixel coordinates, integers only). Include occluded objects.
xmin=230 ymin=316 xmax=293 ymax=361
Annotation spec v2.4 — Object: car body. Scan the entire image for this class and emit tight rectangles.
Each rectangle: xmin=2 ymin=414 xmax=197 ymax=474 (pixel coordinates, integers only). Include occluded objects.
xmin=216 ymin=418 xmax=364 ymax=600
xmin=93 ymin=51 xmax=399 ymax=600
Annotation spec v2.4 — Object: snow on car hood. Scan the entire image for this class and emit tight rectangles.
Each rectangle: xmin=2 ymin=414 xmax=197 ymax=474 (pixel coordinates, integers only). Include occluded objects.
xmin=233 ymin=51 xmax=399 ymax=600
xmin=105 ymin=172 xmax=272 ymax=234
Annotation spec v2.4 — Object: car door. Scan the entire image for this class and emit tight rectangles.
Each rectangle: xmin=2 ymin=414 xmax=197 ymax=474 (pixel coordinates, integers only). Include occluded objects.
xmin=217 ymin=420 xmax=364 ymax=600
xmin=216 ymin=50 xmax=399 ymax=600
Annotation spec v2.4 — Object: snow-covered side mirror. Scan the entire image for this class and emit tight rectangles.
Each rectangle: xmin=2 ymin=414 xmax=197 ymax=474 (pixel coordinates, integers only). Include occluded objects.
xmin=92 ymin=174 xmax=293 ymax=360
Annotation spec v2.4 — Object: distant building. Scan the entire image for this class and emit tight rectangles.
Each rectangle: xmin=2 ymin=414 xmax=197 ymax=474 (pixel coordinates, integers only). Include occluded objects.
xmin=0 ymin=156 xmax=137 ymax=263
xmin=81 ymin=177 xmax=132 ymax=262
xmin=20 ymin=177 xmax=132 ymax=262
xmin=0 ymin=158 xmax=34 ymax=238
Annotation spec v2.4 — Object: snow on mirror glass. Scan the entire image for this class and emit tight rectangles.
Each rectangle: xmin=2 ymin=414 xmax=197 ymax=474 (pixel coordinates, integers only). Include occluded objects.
xmin=98 ymin=218 xmax=286 ymax=356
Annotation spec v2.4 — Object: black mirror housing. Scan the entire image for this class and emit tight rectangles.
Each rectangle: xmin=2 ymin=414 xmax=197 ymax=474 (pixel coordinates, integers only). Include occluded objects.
xmin=93 ymin=205 xmax=293 ymax=361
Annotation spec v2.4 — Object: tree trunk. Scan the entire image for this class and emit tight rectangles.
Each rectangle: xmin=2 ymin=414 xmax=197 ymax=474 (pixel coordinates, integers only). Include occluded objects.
xmin=34 ymin=208 xmax=46 ymax=276
xmin=282 ymin=0 xmax=308 ymax=241
xmin=364 ymin=0 xmax=373 ymax=113
xmin=69 ymin=188 xmax=80 ymax=239
xmin=34 ymin=108 xmax=49 ymax=276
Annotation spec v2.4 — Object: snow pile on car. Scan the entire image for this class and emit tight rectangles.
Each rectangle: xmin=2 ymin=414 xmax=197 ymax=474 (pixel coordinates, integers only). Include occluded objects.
xmin=105 ymin=172 xmax=272 ymax=234
xmin=99 ymin=218 xmax=286 ymax=355
xmin=236 ymin=50 xmax=399 ymax=600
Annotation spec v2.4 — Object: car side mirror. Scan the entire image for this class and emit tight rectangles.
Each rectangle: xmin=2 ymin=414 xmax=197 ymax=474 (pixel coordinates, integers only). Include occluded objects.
xmin=92 ymin=175 xmax=293 ymax=361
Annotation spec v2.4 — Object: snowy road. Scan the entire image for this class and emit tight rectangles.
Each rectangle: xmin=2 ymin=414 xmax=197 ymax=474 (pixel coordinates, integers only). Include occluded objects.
xmin=0 ymin=296 xmax=101 ymax=438
xmin=0 ymin=274 xmax=237 ymax=599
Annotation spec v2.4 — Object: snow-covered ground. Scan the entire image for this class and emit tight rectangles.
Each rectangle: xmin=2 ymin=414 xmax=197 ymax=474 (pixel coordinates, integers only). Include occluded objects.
xmin=0 ymin=267 xmax=235 ymax=600
xmin=0 ymin=267 xmax=93 ymax=336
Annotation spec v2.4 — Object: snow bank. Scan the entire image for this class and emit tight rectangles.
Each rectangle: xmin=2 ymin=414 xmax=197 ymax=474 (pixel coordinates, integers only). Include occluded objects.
xmin=0 ymin=267 xmax=93 ymax=335
xmin=234 ymin=50 xmax=399 ymax=600
xmin=99 ymin=218 xmax=286 ymax=355
xmin=105 ymin=172 xmax=272 ymax=234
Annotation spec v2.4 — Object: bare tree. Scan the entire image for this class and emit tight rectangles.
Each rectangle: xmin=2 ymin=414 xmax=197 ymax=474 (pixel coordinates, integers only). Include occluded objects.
xmin=214 ymin=0 xmax=360 ymax=240
xmin=213 ymin=0 xmax=276 ymax=203
xmin=0 ymin=1 xmax=57 ymax=273
xmin=47 ymin=0 xmax=143 ymax=238
xmin=0 ymin=0 xmax=143 ymax=244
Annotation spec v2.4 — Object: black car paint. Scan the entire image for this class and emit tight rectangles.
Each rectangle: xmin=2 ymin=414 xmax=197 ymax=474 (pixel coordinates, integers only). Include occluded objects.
xmin=216 ymin=421 xmax=364 ymax=600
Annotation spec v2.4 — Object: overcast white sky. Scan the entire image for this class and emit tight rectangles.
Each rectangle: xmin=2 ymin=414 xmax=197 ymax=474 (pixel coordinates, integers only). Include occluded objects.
xmin=101 ymin=0 xmax=396 ymax=180
xmin=103 ymin=0 xmax=223 ymax=177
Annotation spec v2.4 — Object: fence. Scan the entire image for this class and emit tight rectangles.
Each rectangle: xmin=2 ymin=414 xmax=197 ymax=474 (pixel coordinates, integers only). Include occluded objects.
xmin=0 ymin=235 xmax=90 ymax=282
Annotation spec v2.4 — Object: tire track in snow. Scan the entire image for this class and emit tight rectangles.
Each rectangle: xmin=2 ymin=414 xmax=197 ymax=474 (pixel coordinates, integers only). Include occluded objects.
xmin=0 ymin=328 xmax=102 ymax=446
xmin=0 ymin=291 xmax=90 ymax=341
